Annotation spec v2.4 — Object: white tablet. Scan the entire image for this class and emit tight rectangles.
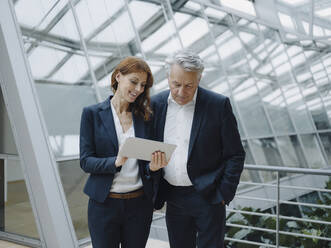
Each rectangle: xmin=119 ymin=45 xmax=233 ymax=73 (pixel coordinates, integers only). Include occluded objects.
xmin=118 ymin=137 xmax=176 ymax=161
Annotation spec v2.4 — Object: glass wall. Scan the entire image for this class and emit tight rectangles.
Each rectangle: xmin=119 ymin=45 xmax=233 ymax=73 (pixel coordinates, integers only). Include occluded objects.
xmin=0 ymin=89 xmax=40 ymax=243
xmin=9 ymin=0 xmax=331 ymax=242
xmin=3 ymin=158 xmax=40 ymax=240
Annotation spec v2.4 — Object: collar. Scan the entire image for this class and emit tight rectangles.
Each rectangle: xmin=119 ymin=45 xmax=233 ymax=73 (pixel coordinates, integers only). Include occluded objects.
xmin=167 ymin=88 xmax=198 ymax=106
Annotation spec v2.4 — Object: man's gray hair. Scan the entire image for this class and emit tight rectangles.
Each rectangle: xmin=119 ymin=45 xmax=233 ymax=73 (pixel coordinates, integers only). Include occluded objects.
xmin=165 ymin=50 xmax=204 ymax=75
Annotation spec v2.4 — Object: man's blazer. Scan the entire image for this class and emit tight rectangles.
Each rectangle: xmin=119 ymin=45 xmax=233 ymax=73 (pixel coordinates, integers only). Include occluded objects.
xmin=80 ymin=96 xmax=153 ymax=203
xmin=152 ymin=87 xmax=245 ymax=209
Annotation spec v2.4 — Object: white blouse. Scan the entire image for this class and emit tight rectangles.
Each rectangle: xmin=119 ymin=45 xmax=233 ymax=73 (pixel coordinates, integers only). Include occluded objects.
xmin=110 ymin=102 xmax=142 ymax=193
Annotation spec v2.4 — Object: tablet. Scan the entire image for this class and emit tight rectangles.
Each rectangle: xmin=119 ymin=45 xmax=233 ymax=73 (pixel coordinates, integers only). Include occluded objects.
xmin=118 ymin=137 xmax=176 ymax=161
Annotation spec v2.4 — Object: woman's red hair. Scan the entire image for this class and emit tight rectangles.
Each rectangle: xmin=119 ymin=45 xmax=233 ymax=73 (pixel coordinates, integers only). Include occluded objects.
xmin=111 ymin=56 xmax=154 ymax=121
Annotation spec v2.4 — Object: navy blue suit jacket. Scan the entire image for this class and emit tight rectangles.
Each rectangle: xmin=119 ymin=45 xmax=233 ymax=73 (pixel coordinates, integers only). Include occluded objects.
xmin=79 ymin=96 xmax=154 ymax=203
xmin=152 ymin=87 xmax=245 ymax=209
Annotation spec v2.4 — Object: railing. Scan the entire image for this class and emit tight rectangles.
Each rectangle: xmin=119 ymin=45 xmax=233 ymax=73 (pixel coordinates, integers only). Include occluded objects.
xmin=151 ymin=165 xmax=331 ymax=248
xmin=225 ymin=164 xmax=331 ymax=248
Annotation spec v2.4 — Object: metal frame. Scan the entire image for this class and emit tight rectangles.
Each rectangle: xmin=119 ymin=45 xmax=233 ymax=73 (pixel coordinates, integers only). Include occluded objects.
xmin=152 ymin=164 xmax=331 ymax=247
xmin=0 ymin=231 xmax=41 ymax=248
xmin=67 ymin=0 xmax=102 ymax=102
xmin=2 ymin=0 xmax=331 ymax=246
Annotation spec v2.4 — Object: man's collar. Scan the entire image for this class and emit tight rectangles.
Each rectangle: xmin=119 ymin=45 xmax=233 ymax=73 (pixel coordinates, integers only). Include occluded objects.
xmin=167 ymin=88 xmax=198 ymax=106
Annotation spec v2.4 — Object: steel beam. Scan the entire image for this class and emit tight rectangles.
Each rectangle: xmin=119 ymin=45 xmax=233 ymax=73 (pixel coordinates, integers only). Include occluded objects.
xmin=0 ymin=1 xmax=78 ymax=247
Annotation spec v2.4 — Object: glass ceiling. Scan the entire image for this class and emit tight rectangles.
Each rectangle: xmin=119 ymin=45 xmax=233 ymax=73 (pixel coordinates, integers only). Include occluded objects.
xmin=12 ymin=0 xmax=331 ymax=168
xmin=9 ymin=1 xmax=331 ymax=244
xmin=16 ymin=0 xmax=331 ymax=85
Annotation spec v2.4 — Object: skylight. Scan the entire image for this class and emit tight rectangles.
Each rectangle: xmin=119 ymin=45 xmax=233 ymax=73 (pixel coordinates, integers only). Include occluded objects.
xmin=199 ymin=45 xmax=219 ymax=63
xmin=316 ymin=8 xmax=331 ymax=17
xmin=28 ymin=46 xmax=67 ymax=78
xmin=220 ymin=0 xmax=256 ymax=16
xmin=128 ymin=1 xmax=160 ymax=29
xmin=154 ymin=38 xmax=182 ymax=55
xmin=49 ymin=11 xmax=79 ymax=40
xmin=183 ymin=1 xmax=201 ymax=11
xmin=174 ymin=12 xmax=192 ymax=27
xmin=291 ymin=54 xmax=305 ymax=67
xmin=262 ymin=89 xmax=281 ymax=104
xmin=142 ymin=12 xmax=190 ymax=53
xmin=278 ymin=12 xmax=295 ymax=30
xmin=212 ymin=82 xmax=229 ymax=94
xmin=15 ymin=0 xmax=57 ymax=28
xmin=142 ymin=21 xmax=175 ymax=52
xmin=39 ymin=0 xmax=67 ymax=30
xmin=302 ymin=21 xmax=309 ymax=34
xmin=91 ymin=11 xmax=135 ymax=43
xmin=74 ymin=0 xmax=121 ymax=38
xmin=217 ymin=37 xmax=243 ymax=60
xmin=204 ymin=7 xmax=227 ymax=19
xmin=51 ymin=55 xmax=88 ymax=83
xmin=234 ymin=86 xmax=258 ymax=101
xmin=239 ymin=32 xmax=255 ymax=43
xmin=278 ymin=0 xmax=308 ymax=6
xmin=179 ymin=18 xmax=209 ymax=47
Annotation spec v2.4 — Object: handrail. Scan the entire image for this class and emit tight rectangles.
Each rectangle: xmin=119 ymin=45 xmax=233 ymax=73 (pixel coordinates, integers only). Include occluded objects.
xmin=25 ymin=155 xmax=331 ymax=175
xmin=55 ymin=159 xmax=331 ymax=247
xmin=240 ymin=181 xmax=331 ymax=193
xmin=228 ymin=165 xmax=331 ymax=247
xmin=56 ymin=160 xmax=331 ymax=176
xmin=151 ymin=165 xmax=331 ymax=247
xmin=244 ymin=164 xmax=331 ymax=175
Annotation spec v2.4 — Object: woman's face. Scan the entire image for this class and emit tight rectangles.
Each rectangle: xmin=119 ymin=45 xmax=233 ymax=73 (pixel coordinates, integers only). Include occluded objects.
xmin=115 ymin=71 xmax=147 ymax=103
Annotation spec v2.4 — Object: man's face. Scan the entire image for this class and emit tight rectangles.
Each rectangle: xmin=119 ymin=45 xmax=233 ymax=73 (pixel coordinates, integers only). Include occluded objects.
xmin=168 ymin=64 xmax=201 ymax=105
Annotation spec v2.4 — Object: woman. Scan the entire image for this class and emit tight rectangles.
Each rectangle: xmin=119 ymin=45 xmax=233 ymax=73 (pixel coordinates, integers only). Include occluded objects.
xmin=80 ymin=56 xmax=166 ymax=248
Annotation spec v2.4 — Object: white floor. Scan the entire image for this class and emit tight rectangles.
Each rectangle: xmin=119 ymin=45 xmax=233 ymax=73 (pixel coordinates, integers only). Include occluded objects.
xmin=0 ymin=239 xmax=170 ymax=248
xmin=85 ymin=238 xmax=170 ymax=248
xmin=146 ymin=238 xmax=170 ymax=248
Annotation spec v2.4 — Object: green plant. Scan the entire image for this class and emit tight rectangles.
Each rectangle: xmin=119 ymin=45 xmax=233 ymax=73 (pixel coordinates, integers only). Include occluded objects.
xmin=225 ymin=177 xmax=331 ymax=248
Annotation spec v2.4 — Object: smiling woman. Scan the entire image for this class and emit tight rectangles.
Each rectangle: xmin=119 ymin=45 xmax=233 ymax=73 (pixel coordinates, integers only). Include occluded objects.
xmin=111 ymin=56 xmax=154 ymax=121
xmin=79 ymin=56 xmax=168 ymax=248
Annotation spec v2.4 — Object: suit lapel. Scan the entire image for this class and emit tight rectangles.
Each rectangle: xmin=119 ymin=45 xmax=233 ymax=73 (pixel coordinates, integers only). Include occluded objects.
xmin=158 ymin=92 xmax=169 ymax=141
xmin=188 ymin=87 xmax=205 ymax=160
xmin=133 ymin=113 xmax=144 ymax=139
xmin=98 ymin=96 xmax=119 ymax=152
xmin=158 ymin=103 xmax=168 ymax=141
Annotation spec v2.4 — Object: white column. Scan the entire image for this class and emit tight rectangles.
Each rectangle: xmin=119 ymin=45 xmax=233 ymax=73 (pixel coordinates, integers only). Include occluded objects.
xmin=0 ymin=0 xmax=78 ymax=247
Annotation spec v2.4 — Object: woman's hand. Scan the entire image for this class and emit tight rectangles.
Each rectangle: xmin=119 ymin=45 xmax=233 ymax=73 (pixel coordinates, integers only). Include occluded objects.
xmin=149 ymin=151 xmax=169 ymax=171
xmin=115 ymin=156 xmax=128 ymax=167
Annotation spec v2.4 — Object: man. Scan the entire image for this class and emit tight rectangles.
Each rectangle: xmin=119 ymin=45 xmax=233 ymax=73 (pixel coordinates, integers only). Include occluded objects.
xmin=151 ymin=50 xmax=245 ymax=248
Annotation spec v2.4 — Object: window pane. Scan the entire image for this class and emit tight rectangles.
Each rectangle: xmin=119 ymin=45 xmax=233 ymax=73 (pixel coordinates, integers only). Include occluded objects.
xmin=300 ymin=134 xmax=326 ymax=169
xmin=318 ymin=133 xmax=331 ymax=167
xmin=58 ymin=160 xmax=89 ymax=239
xmin=4 ymin=158 xmax=40 ymax=239
xmin=233 ymin=78 xmax=273 ymax=137
xmin=276 ymin=136 xmax=300 ymax=167
xmin=258 ymin=81 xmax=295 ymax=134
xmin=282 ymin=83 xmax=315 ymax=132
xmin=36 ymin=84 xmax=97 ymax=159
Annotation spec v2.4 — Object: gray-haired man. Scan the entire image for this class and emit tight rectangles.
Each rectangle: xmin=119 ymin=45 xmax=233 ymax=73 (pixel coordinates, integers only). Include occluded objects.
xmin=151 ymin=50 xmax=245 ymax=248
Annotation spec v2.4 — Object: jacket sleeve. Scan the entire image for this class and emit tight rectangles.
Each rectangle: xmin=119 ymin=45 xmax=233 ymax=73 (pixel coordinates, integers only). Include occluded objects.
xmin=79 ymin=107 xmax=121 ymax=174
xmin=216 ymin=98 xmax=245 ymax=204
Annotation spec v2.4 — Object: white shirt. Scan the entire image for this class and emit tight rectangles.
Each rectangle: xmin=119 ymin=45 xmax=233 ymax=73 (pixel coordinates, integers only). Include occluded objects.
xmin=163 ymin=91 xmax=197 ymax=186
xmin=110 ymin=102 xmax=142 ymax=193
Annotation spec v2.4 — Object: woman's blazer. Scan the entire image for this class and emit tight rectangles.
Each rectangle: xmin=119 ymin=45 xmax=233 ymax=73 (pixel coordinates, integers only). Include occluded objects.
xmin=80 ymin=96 xmax=153 ymax=203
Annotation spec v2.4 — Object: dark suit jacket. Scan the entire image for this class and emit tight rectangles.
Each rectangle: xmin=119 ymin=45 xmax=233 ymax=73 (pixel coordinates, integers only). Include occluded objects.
xmin=152 ymin=87 xmax=245 ymax=209
xmin=79 ymin=96 xmax=154 ymax=203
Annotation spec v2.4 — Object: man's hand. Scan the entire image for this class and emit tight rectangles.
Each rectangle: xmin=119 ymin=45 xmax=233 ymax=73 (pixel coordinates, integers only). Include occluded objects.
xmin=150 ymin=151 xmax=169 ymax=171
